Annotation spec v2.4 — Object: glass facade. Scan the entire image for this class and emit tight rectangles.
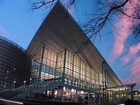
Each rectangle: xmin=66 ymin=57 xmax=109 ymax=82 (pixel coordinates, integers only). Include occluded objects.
xmin=31 ymin=48 xmax=102 ymax=89
xmin=31 ymin=47 xmax=119 ymax=93
xmin=27 ymin=2 xmax=125 ymax=104
xmin=0 ymin=3 xmax=135 ymax=104
xmin=107 ymin=86 xmax=134 ymax=104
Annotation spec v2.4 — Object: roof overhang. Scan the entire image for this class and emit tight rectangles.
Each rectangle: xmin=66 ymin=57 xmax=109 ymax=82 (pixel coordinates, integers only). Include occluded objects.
xmin=107 ymin=83 xmax=136 ymax=91
xmin=27 ymin=1 xmax=122 ymax=86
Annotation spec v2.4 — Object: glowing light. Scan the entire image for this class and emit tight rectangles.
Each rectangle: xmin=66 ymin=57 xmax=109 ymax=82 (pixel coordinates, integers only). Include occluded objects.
xmin=66 ymin=93 xmax=69 ymax=96
xmin=120 ymin=88 xmax=125 ymax=91
xmin=71 ymin=89 xmax=74 ymax=93
xmin=47 ymin=91 xmax=49 ymax=95
xmin=14 ymin=68 xmax=16 ymax=70
xmin=0 ymin=98 xmax=23 ymax=104
xmin=54 ymin=90 xmax=57 ymax=95
xmin=30 ymin=78 xmax=32 ymax=81
xmin=63 ymin=87 xmax=66 ymax=91
xmin=14 ymin=81 xmax=16 ymax=84
xmin=80 ymin=91 xmax=84 ymax=94
xmin=24 ymin=81 xmax=26 ymax=84
xmin=113 ymin=88 xmax=119 ymax=91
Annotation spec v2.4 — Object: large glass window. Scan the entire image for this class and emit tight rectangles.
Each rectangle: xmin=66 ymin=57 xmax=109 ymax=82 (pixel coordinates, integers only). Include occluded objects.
xmin=31 ymin=48 xmax=117 ymax=89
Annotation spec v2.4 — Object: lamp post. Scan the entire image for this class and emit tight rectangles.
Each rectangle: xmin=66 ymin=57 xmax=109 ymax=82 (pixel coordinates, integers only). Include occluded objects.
xmin=30 ymin=78 xmax=32 ymax=84
xmin=12 ymin=80 xmax=16 ymax=89
xmin=24 ymin=80 xmax=26 ymax=86
xmin=4 ymin=70 xmax=9 ymax=89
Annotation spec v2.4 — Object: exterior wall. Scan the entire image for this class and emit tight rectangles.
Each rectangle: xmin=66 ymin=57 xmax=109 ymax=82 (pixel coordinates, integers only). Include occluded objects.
xmin=133 ymin=90 xmax=140 ymax=100
xmin=31 ymin=47 xmax=119 ymax=91
xmin=0 ymin=36 xmax=28 ymax=90
xmin=107 ymin=85 xmax=135 ymax=104
xmin=30 ymin=46 xmax=123 ymax=104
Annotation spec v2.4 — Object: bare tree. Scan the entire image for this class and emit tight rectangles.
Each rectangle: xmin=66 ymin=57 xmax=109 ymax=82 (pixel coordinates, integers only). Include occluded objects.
xmin=29 ymin=0 xmax=75 ymax=10
xmin=29 ymin=0 xmax=140 ymax=52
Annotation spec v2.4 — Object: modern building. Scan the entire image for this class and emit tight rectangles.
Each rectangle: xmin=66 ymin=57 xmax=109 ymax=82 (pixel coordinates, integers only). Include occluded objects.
xmin=0 ymin=36 xmax=29 ymax=90
xmin=0 ymin=1 xmax=136 ymax=105
xmin=133 ymin=90 xmax=140 ymax=101
xmin=26 ymin=2 xmax=135 ymax=104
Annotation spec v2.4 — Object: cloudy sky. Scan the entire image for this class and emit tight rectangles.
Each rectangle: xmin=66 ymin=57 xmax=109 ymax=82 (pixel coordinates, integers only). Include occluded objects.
xmin=0 ymin=0 xmax=140 ymax=89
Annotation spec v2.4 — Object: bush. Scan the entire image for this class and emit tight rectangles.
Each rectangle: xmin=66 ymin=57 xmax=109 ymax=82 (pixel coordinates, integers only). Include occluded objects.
xmin=125 ymin=99 xmax=133 ymax=105
xmin=125 ymin=99 xmax=140 ymax=105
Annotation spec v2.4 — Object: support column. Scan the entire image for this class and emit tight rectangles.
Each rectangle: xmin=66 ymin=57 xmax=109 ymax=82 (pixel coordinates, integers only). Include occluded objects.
xmin=61 ymin=49 xmax=67 ymax=102
xmin=72 ymin=54 xmax=74 ymax=80
xmin=52 ymin=89 xmax=55 ymax=99
xmin=102 ymin=61 xmax=106 ymax=105
xmin=102 ymin=62 xmax=104 ymax=105
xmin=131 ymin=87 xmax=134 ymax=101
xmin=54 ymin=53 xmax=58 ymax=79
xmin=37 ymin=46 xmax=45 ymax=87
xmin=75 ymin=90 xmax=78 ymax=102
xmin=88 ymin=93 xmax=90 ymax=105
xmin=38 ymin=46 xmax=45 ymax=79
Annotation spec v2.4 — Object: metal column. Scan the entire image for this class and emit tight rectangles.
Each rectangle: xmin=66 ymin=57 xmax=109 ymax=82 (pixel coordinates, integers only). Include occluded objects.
xmin=37 ymin=46 xmax=45 ymax=86
xmin=61 ymin=49 xmax=67 ymax=102
xmin=102 ymin=61 xmax=106 ymax=105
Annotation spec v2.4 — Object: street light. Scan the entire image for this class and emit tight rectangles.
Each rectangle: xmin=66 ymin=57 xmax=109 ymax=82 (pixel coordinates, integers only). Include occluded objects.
xmin=4 ymin=70 xmax=9 ymax=88
xmin=12 ymin=80 xmax=16 ymax=89
xmin=30 ymin=78 xmax=32 ymax=84
xmin=24 ymin=80 xmax=26 ymax=85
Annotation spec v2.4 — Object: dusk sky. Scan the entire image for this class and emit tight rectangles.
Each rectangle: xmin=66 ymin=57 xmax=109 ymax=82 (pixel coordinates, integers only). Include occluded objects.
xmin=0 ymin=0 xmax=140 ymax=89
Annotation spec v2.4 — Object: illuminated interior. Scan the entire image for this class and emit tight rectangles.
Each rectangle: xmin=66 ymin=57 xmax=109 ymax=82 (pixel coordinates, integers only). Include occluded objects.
xmin=31 ymin=47 xmax=119 ymax=87
xmin=25 ymin=2 xmax=136 ymax=104
xmin=30 ymin=46 xmax=124 ymax=103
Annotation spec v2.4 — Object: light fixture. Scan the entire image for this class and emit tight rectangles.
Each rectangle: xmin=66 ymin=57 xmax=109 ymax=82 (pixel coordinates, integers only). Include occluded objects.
xmin=80 ymin=91 xmax=84 ymax=94
xmin=54 ymin=90 xmax=58 ymax=95
xmin=71 ymin=89 xmax=74 ymax=93
xmin=6 ymin=71 xmax=9 ymax=74
xmin=0 ymin=98 xmax=23 ymax=105
xmin=14 ymin=81 xmax=16 ymax=84
xmin=24 ymin=81 xmax=26 ymax=84
xmin=63 ymin=87 xmax=66 ymax=91
xmin=30 ymin=78 xmax=32 ymax=81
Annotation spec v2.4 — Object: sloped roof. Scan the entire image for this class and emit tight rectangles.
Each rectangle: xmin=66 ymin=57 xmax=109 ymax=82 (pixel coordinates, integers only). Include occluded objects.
xmin=27 ymin=1 xmax=122 ymax=86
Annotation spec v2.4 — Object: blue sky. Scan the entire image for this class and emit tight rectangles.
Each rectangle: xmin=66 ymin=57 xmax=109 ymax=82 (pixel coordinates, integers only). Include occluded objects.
xmin=0 ymin=0 xmax=139 ymax=89
xmin=0 ymin=0 xmax=43 ymax=48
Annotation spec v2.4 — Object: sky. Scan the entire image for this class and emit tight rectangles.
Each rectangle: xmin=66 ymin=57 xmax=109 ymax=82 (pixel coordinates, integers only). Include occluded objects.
xmin=0 ymin=0 xmax=140 ymax=89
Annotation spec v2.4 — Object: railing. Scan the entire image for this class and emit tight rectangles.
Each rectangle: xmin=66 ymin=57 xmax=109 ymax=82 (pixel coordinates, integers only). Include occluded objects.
xmin=64 ymin=76 xmax=99 ymax=93
xmin=32 ymin=62 xmax=100 ymax=93
xmin=33 ymin=62 xmax=99 ymax=91
xmin=11 ymin=78 xmax=63 ymax=99
xmin=0 ymin=61 xmax=100 ymax=99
